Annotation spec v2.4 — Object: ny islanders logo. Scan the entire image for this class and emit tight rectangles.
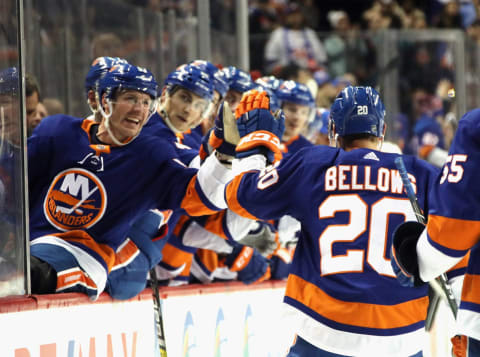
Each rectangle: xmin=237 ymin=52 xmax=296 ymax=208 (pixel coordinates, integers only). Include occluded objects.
xmin=43 ymin=168 xmax=107 ymax=231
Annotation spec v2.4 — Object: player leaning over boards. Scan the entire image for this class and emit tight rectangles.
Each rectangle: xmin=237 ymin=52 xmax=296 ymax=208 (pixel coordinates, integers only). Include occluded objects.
xmin=28 ymin=63 xmax=234 ymax=299
xmin=104 ymin=63 xmax=269 ymax=294
xmin=391 ymin=107 xmax=480 ymax=356
xmin=217 ymin=87 xmax=439 ymax=356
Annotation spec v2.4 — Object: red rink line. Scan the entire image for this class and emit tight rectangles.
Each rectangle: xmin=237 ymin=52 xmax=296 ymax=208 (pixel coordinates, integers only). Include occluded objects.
xmin=0 ymin=280 xmax=287 ymax=313
xmin=158 ymin=280 xmax=287 ymax=299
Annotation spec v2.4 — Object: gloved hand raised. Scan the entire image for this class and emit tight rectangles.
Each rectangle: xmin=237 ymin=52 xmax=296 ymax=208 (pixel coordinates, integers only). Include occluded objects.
xmin=390 ymin=221 xmax=426 ymax=288
xmin=234 ymin=90 xmax=285 ymax=164
xmin=199 ymin=101 xmax=240 ymax=162
xmin=223 ymin=242 xmax=271 ymax=284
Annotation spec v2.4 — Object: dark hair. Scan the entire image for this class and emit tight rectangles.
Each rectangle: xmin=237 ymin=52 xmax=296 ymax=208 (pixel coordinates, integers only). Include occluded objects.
xmin=25 ymin=73 xmax=41 ymax=100
xmin=340 ymin=133 xmax=378 ymax=147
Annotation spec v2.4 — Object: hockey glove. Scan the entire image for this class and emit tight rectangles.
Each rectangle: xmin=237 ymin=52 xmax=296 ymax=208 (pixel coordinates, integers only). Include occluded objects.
xmin=238 ymin=221 xmax=279 ymax=257
xmin=235 ymin=90 xmax=285 ymax=164
xmin=391 ymin=221 xmax=426 ymax=288
xmin=224 ymin=242 xmax=271 ymax=284
xmin=200 ymin=102 xmax=240 ymax=161
xmin=128 ymin=209 xmax=172 ymax=269
xmin=269 ymin=247 xmax=292 ymax=280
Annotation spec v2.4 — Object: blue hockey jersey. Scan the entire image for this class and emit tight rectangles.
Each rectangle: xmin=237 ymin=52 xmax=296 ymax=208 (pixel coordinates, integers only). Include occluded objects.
xmin=28 ymin=115 xmax=226 ymax=297
xmin=225 ymin=146 xmax=439 ymax=356
xmin=417 ymin=108 xmax=480 ymax=341
xmin=280 ymin=134 xmax=312 ymax=159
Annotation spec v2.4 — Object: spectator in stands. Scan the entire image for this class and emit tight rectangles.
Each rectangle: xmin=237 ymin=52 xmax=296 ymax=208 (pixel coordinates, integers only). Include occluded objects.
xmin=264 ymin=2 xmax=327 ymax=74
xmin=362 ymin=0 xmax=407 ymax=29
xmin=434 ymin=0 xmax=463 ymax=28
xmin=324 ymin=11 xmax=350 ymax=78
xmin=249 ymin=0 xmax=279 ymax=72
xmin=0 ymin=0 xmax=18 ymax=62
xmin=401 ymin=0 xmax=428 ymax=28
xmin=313 ymin=69 xmax=337 ymax=108
xmin=467 ymin=18 xmax=480 ymax=44
xmin=36 ymin=102 xmax=48 ymax=121
xmin=43 ymin=97 xmax=64 ymax=116
xmin=25 ymin=73 xmax=41 ymax=137
xmin=91 ymin=33 xmax=124 ymax=60
xmin=275 ymin=63 xmax=318 ymax=101
xmin=410 ymin=10 xmax=428 ymax=29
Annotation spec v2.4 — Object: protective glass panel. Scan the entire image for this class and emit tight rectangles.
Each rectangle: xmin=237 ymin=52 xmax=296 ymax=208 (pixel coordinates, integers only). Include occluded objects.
xmin=0 ymin=0 xmax=27 ymax=296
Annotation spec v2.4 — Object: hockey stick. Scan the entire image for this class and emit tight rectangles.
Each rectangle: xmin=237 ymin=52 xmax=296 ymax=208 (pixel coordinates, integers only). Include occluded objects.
xmin=394 ymin=157 xmax=458 ymax=326
xmin=149 ymin=267 xmax=168 ymax=357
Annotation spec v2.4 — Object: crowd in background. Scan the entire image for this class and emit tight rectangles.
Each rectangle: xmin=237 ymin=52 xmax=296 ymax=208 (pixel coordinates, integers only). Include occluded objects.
xmin=18 ymin=0 xmax=480 ymax=169
xmin=2 ymin=0 xmax=480 ymax=292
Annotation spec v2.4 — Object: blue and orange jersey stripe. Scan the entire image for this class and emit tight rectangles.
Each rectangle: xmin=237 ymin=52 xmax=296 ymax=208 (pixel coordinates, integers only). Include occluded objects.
xmin=181 ymin=176 xmax=219 ymax=216
xmin=161 ymin=242 xmax=195 ymax=269
xmin=285 ymin=274 xmax=428 ymax=331
xmin=225 ymin=173 xmax=260 ymax=221
xmin=427 ymin=215 xmax=480 ymax=254
xmin=204 ymin=211 xmax=229 ymax=241
xmin=52 ymin=230 xmax=115 ymax=272
xmin=56 ymin=267 xmax=97 ymax=292
xmin=461 ymin=274 xmax=480 ymax=305
xmin=111 ymin=239 xmax=140 ymax=271
xmin=196 ymin=248 xmax=219 ymax=273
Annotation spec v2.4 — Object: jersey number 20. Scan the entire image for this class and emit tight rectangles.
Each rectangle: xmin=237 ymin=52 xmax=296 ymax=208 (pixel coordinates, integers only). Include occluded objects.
xmin=319 ymin=194 xmax=416 ymax=277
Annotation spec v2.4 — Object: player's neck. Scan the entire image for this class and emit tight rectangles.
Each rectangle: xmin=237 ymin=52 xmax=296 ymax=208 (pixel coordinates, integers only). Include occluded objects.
xmin=343 ymin=139 xmax=381 ymax=152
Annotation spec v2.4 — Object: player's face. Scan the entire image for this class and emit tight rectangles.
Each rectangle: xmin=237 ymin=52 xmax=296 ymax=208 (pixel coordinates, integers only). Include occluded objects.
xmin=108 ymin=90 xmax=152 ymax=141
xmin=165 ymin=88 xmax=209 ymax=132
xmin=224 ymin=89 xmax=243 ymax=113
xmin=26 ymin=91 xmax=40 ymax=135
xmin=0 ymin=94 xmax=20 ymax=145
xmin=36 ymin=102 xmax=48 ymax=120
xmin=282 ymin=102 xmax=311 ymax=141
xmin=204 ymin=90 xmax=222 ymax=130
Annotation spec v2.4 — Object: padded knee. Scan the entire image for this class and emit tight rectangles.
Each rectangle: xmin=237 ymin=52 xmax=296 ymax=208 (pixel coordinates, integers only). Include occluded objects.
xmin=30 ymin=256 xmax=57 ymax=294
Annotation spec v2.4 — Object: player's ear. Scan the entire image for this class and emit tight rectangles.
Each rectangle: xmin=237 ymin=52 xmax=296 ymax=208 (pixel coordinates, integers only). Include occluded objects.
xmin=160 ymin=87 xmax=169 ymax=104
xmin=101 ymin=93 xmax=110 ymax=115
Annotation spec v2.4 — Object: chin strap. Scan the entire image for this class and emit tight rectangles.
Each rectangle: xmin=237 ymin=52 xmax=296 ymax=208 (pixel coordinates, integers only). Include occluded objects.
xmin=377 ymin=135 xmax=384 ymax=151
xmin=98 ymin=100 xmax=126 ymax=146
xmin=98 ymin=99 xmax=156 ymax=147
xmin=0 ymin=107 xmax=4 ymax=158
xmin=158 ymin=105 xmax=181 ymax=134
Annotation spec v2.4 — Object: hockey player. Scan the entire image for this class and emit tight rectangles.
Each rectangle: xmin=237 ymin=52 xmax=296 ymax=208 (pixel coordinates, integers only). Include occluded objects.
xmin=275 ymin=80 xmax=315 ymax=157
xmin=176 ymin=59 xmax=229 ymax=150
xmin=0 ymin=67 xmax=23 ymax=282
xmin=84 ymin=56 xmax=128 ymax=122
xmin=216 ymin=87 xmax=439 ymax=356
xmin=106 ymin=63 xmax=217 ymax=299
xmin=28 ymin=63 xmax=233 ymax=299
xmin=391 ymin=107 xmax=480 ymax=356
xmin=306 ymin=107 xmax=330 ymax=146
xmin=138 ymin=64 xmax=269 ymax=288
xmin=222 ymin=66 xmax=256 ymax=113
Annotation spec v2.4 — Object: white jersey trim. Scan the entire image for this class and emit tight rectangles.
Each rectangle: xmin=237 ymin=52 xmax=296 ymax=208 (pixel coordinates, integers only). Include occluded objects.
xmin=31 ymin=235 xmax=108 ymax=299
xmin=417 ymin=229 xmax=463 ymax=282
xmin=225 ymin=209 xmax=256 ymax=242
xmin=182 ymin=221 xmax=233 ymax=253
xmin=282 ymin=304 xmax=426 ymax=357
xmin=197 ymin=154 xmax=232 ymax=209
xmin=457 ymin=309 xmax=480 ymax=341
xmin=232 ymin=154 xmax=266 ymax=176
